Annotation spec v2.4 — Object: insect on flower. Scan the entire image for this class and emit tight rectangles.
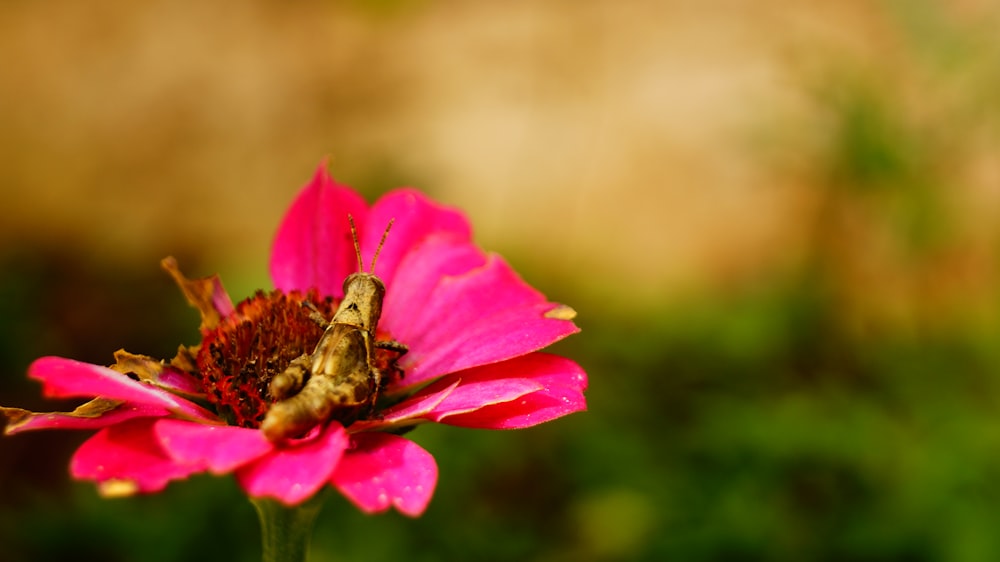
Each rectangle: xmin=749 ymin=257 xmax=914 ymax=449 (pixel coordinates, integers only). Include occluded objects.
xmin=0 ymin=163 xmax=587 ymax=515
xmin=262 ymin=216 xmax=407 ymax=441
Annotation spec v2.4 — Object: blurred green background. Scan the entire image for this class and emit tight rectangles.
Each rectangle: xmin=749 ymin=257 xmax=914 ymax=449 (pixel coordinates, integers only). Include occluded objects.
xmin=3 ymin=0 xmax=1000 ymax=560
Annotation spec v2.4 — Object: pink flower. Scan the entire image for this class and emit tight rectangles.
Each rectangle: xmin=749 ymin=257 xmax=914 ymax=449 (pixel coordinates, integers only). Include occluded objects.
xmin=1 ymin=165 xmax=586 ymax=517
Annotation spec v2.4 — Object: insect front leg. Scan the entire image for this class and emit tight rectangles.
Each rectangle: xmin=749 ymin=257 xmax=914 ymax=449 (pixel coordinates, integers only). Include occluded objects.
xmin=302 ymin=300 xmax=330 ymax=329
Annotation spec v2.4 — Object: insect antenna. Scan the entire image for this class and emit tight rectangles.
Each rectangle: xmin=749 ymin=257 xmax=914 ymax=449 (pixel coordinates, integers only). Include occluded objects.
xmin=369 ymin=219 xmax=395 ymax=275
xmin=347 ymin=214 xmax=364 ymax=272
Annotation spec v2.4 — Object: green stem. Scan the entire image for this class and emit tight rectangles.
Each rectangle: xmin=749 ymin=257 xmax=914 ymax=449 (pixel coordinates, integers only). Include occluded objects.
xmin=251 ymin=492 xmax=327 ymax=562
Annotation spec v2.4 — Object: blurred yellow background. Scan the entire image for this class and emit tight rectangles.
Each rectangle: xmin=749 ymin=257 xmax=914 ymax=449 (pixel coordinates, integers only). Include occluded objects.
xmin=8 ymin=0 xmax=998 ymax=306
xmin=2 ymin=1 xmax=1000 ymax=561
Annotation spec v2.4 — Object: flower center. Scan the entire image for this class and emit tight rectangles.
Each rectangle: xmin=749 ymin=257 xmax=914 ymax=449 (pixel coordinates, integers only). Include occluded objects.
xmin=196 ymin=290 xmax=338 ymax=428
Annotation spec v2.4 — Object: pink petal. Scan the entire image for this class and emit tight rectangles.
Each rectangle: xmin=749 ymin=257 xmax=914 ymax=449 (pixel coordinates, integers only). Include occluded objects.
xmin=384 ymin=246 xmax=580 ymax=387
xmin=209 ymin=277 xmax=235 ymax=318
xmin=270 ymin=163 xmax=370 ymax=298
xmin=236 ymin=422 xmax=349 ymax=505
xmin=2 ymin=401 xmax=171 ymax=435
xmin=380 ymin=236 xmax=487 ymax=348
xmin=331 ymin=433 xmax=437 ymax=517
xmin=155 ymin=368 xmax=204 ymax=396
xmin=70 ymin=418 xmax=202 ymax=496
xmin=154 ymin=419 xmax=274 ymax=474
xmin=361 ymin=189 xmax=471 ymax=288
xmin=407 ymin=353 xmax=587 ymax=429
xmin=29 ymin=357 xmax=218 ymax=422
xmin=440 ymin=388 xmax=586 ymax=429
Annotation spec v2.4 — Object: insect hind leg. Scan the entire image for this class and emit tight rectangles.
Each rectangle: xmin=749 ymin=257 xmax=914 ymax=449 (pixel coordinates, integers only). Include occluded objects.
xmin=269 ymin=353 xmax=311 ymax=401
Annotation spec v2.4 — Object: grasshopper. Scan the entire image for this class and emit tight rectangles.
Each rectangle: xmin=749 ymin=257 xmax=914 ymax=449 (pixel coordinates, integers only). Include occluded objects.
xmin=260 ymin=216 xmax=407 ymax=442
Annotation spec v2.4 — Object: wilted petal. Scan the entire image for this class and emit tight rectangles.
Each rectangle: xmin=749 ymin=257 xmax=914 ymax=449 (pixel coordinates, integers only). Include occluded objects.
xmin=155 ymin=419 xmax=274 ymax=474
xmin=270 ymin=164 xmax=369 ymax=298
xmin=109 ymin=349 xmax=202 ymax=397
xmin=2 ymin=399 xmax=170 ymax=435
xmin=387 ymin=249 xmax=580 ymax=387
xmin=406 ymin=353 xmax=587 ymax=429
xmin=161 ymin=257 xmax=235 ymax=331
xmin=362 ymin=189 xmax=471 ymax=288
xmin=236 ymin=422 xmax=349 ymax=505
xmin=70 ymin=418 xmax=201 ymax=496
xmin=332 ymin=433 xmax=437 ymax=517
xmin=29 ymin=357 xmax=218 ymax=423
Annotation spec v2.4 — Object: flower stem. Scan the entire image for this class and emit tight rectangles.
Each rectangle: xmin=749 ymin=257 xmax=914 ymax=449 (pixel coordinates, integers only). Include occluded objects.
xmin=251 ymin=492 xmax=327 ymax=562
